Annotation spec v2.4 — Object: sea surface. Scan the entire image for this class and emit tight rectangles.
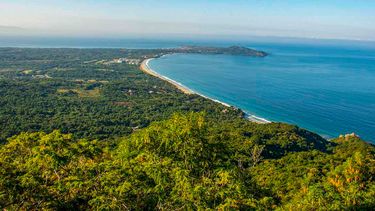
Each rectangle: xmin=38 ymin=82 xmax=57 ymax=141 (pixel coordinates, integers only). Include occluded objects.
xmin=148 ymin=42 xmax=375 ymax=141
xmin=1 ymin=36 xmax=375 ymax=141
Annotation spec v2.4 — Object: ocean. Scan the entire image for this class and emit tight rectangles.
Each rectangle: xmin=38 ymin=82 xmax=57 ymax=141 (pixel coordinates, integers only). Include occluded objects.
xmin=1 ymin=36 xmax=375 ymax=141
xmin=148 ymin=41 xmax=375 ymax=141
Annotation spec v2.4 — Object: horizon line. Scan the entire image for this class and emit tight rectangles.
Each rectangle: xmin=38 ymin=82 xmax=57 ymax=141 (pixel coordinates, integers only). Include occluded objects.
xmin=1 ymin=34 xmax=375 ymax=44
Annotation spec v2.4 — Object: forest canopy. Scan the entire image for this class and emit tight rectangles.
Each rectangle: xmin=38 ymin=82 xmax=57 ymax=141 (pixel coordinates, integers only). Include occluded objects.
xmin=0 ymin=113 xmax=374 ymax=210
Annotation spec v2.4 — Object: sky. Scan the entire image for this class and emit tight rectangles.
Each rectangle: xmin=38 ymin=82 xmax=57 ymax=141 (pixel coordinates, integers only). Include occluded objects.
xmin=1 ymin=0 xmax=375 ymax=41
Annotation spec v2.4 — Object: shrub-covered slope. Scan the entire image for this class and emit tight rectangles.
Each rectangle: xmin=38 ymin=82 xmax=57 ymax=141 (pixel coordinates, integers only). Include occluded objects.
xmin=1 ymin=113 xmax=373 ymax=210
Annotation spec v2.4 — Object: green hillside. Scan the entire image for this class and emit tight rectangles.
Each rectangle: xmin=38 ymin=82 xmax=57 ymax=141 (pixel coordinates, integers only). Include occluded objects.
xmin=1 ymin=113 xmax=374 ymax=210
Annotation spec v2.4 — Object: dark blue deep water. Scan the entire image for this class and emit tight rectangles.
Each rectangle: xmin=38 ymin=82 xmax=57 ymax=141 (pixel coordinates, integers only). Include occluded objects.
xmin=149 ymin=42 xmax=375 ymax=141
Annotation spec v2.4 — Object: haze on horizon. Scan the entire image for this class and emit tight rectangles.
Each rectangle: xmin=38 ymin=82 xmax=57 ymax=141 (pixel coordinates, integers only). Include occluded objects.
xmin=1 ymin=0 xmax=375 ymax=41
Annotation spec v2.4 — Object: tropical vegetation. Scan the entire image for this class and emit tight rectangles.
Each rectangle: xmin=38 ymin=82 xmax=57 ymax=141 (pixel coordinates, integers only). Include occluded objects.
xmin=0 ymin=48 xmax=374 ymax=210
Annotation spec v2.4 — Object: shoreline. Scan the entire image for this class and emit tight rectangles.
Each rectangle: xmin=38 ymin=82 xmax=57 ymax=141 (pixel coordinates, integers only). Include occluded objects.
xmin=140 ymin=58 xmax=194 ymax=94
xmin=140 ymin=58 xmax=271 ymax=124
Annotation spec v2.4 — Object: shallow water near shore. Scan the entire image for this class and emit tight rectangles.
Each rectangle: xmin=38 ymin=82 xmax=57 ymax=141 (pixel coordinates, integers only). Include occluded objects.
xmin=149 ymin=43 xmax=375 ymax=142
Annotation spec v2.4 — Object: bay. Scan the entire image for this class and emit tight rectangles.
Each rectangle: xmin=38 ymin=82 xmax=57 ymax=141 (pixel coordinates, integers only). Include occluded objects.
xmin=149 ymin=42 xmax=375 ymax=141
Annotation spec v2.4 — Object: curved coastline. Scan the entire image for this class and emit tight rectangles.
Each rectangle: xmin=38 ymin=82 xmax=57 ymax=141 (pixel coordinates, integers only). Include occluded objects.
xmin=140 ymin=58 xmax=271 ymax=124
xmin=140 ymin=58 xmax=194 ymax=94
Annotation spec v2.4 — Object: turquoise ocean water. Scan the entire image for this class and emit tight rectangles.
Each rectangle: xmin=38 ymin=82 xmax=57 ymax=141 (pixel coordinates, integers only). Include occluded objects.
xmin=1 ymin=36 xmax=375 ymax=141
xmin=148 ymin=42 xmax=375 ymax=141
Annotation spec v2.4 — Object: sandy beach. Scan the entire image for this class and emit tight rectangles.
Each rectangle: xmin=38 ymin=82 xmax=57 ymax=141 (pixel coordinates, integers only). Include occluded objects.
xmin=140 ymin=58 xmax=270 ymax=124
xmin=140 ymin=59 xmax=194 ymax=94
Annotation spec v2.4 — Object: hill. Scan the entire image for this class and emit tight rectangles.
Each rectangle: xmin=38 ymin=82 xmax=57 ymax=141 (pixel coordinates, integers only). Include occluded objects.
xmin=0 ymin=113 xmax=374 ymax=210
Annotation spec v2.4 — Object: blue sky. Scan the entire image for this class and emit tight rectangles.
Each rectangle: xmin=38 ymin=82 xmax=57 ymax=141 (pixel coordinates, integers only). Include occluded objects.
xmin=1 ymin=0 xmax=374 ymax=40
